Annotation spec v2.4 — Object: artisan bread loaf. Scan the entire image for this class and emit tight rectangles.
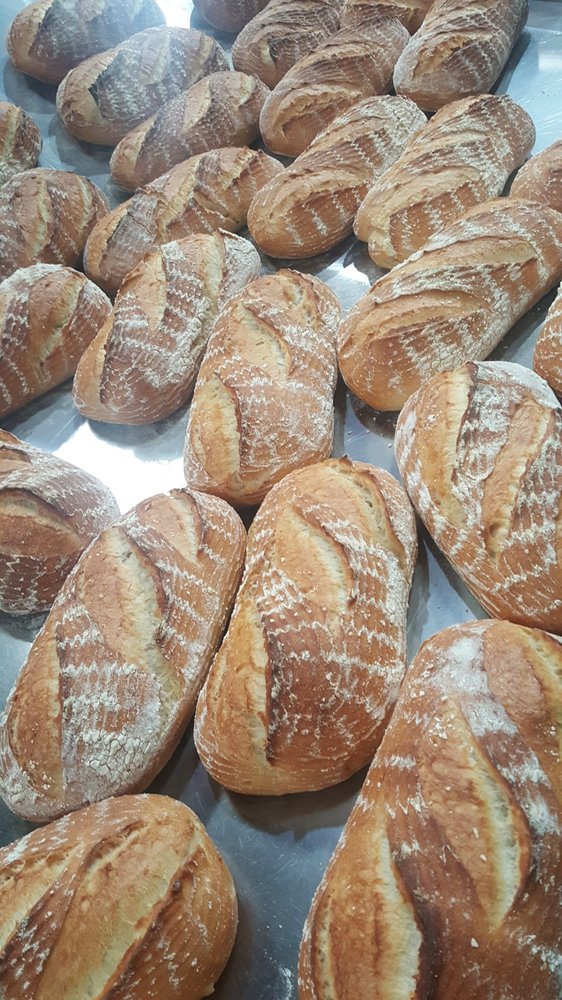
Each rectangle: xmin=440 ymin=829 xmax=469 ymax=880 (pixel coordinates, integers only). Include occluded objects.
xmin=259 ymin=19 xmax=410 ymax=157
xmin=300 ymin=618 xmax=562 ymax=1000
xmin=84 ymin=147 xmax=283 ymax=297
xmin=395 ymin=361 xmax=562 ymax=632
xmin=339 ymin=198 xmax=562 ymax=411
xmin=0 ymin=264 xmax=111 ymax=418
xmin=394 ymin=0 xmax=528 ymax=112
xmin=0 ymin=168 xmax=108 ymax=281
xmin=534 ymin=283 xmax=562 ymax=397
xmin=110 ymin=71 xmax=270 ymax=192
xmin=232 ymin=0 xmax=343 ymax=89
xmin=0 ymin=794 xmax=237 ymax=1000
xmin=0 ymin=430 xmax=118 ymax=615
xmin=56 ymin=27 xmax=228 ymax=146
xmin=193 ymin=0 xmax=269 ymax=31
xmin=248 ymin=96 xmax=427 ymax=259
xmin=511 ymin=139 xmax=562 ymax=214
xmin=355 ymin=94 xmax=535 ymax=268
xmin=0 ymin=101 xmax=41 ymax=185
xmin=6 ymin=0 xmax=164 ymax=85
xmin=0 ymin=488 xmax=245 ymax=822
xmin=183 ymin=270 xmax=341 ymax=506
xmin=341 ymin=0 xmax=432 ymax=31
xmin=194 ymin=458 xmax=417 ymax=795
xmin=74 ymin=231 xmax=261 ymax=424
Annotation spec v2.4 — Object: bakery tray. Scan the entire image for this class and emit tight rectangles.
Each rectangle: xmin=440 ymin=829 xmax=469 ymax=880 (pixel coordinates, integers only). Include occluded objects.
xmin=1 ymin=2 xmax=561 ymax=996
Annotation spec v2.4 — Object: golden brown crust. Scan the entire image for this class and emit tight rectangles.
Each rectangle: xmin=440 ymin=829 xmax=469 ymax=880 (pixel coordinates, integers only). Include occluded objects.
xmin=299 ymin=619 xmax=562 ymax=1000
xmin=0 ymin=102 xmax=42 ymax=185
xmin=341 ymin=0 xmax=432 ymax=31
xmin=395 ymin=361 xmax=562 ymax=632
xmin=534 ymin=283 xmax=562 ymax=397
xmin=194 ymin=458 xmax=417 ymax=795
xmin=511 ymin=139 xmax=562 ymax=214
xmin=193 ymin=0 xmax=269 ymax=32
xmin=0 ymin=794 xmax=237 ymax=1000
xmin=0 ymin=488 xmax=246 ymax=822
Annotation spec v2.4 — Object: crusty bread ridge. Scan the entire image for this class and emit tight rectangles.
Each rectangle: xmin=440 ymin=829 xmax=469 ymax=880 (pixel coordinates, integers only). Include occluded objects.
xmin=193 ymin=0 xmax=269 ymax=31
xmin=341 ymin=0 xmax=432 ymax=31
xmin=534 ymin=283 xmax=562 ymax=397
xmin=511 ymin=139 xmax=562 ymax=214
xmin=183 ymin=270 xmax=341 ymax=506
xmin=0 ymin=101 xmax=42 ymax=185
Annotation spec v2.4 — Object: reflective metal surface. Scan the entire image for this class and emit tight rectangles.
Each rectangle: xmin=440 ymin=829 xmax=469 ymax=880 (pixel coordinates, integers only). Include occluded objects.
xmin=1 ymin=2 xmax=561 ymax=996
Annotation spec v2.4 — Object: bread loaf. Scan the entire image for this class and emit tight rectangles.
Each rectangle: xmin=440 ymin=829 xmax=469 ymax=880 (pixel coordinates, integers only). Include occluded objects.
xmin=194 ymin=0 xmax=269 ymax=31
xmin=194 ymin=458 xmax=417 ymax=795
xmin=232 ymin=0 xmax=343 ymax=89
xmin=393 ymin=0 xmax=528 ymax=112
xmin=0 ymin=101 xmax=41 ymax=185
xmin=0 ymin=488 xmax=245 ymax=822
xmin=0 ymin=794 xmax=237 ymax=1000
xmin=0 ymin=168 xmax=108 ymax=281
xmin=0 ymin=264 xmax=111 ymax=418
xmin=534 ymin=283 xmax=562 ymax=397
xmin=339 ymin=198 xmax=562 ymax=411
xmin=259 ymin=19 xmax=410 ymax=157
xmin=56 ymin=27 xmax=228 ymax=146
xmin=299 ymin=618 xmax=562 ymax=1000
xmin=110 ymin=71 xmax=270 ymax=192
xmin=355 ymin=94 xmax=535 ymax=268
xmin=0 ymin=430 xmax=119 ymax=615
xmin=84 ymin=147 xmax=283 ymax=297
xmin=74 ymin=231 xmax=261 ymax=424
xmin=247 ymin=96 xmax=427 ymax=259
xmin=7 ymin=0 xmax=165 ymax=86
xmin=341 ymin=0 xmax=432 ymax=31
xmin=183 ymin=271 xmax=341 ymax=506
xmin=511 ymin=139 xmax=562 ymax=214
xmin=395 ymin=361 xmax=562 ymax=632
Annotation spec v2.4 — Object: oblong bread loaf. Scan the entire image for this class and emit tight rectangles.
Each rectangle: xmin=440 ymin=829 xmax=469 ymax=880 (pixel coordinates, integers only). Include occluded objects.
xmin=56 ymin=27 xmax=228 ymax=146
xmin=84 ymin=147 xmax=283 ymax=297
xmin=74 ymin=231 xmax=261 ymax=424
xmin=338 ymin=198 xmax=562 ymax=411
xmin=6 ymin=0 xmax=164 ymax=85
xmin=248 ymin=95 xmax=426 ymax=259
xmin=0 ymin=168 xmax=108 ymax=281
xmin=194 ymin=458 xmax=417 ymax=795
xmin=534 ymin=283 xmax=562 ymax=397
xmin=393 ymin=0 xmax=528 ymax=112
xmin=232 ymin=0 xmax=343 ymax=89
xmin=0 ymin=794 xmax=237 ymax=1000
xmin=0 ymin=101 xmax=42 ymax=185
xmin=0 ymin=429 xmax=119 ymax=615
xmin=193 ymin=0 xmax=269 ymax=32
xmin=183 ymin=270 xmax=341 ymax=506
xmin=511 ymin=139 xmax=562 ymax=214
xmin=341 ymin=0 xmax=432 ymax=31
xmin=0 ymin=263 xmax=111 ymax=418
xmin=354 ymin=94 xmax=536 ymax=268
xmin=0 ymin=488 xmax=246 ymax=822
xmin=110 ymin=71 xmax=270 ymax=192
xmin=395 ymin=361 xmax=562 ymax=632
xmin=299 ymin=619 xmax=562 ymax=1000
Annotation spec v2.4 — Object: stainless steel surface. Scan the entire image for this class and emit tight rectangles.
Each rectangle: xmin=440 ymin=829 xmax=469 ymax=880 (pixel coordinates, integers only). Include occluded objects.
xmin=1 ymin=2 xmax=561 ymax=996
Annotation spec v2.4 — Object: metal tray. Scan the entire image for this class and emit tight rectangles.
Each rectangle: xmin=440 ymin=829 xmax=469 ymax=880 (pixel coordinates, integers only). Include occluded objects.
xmin=1 ymin=2 xmax=561 ymax=996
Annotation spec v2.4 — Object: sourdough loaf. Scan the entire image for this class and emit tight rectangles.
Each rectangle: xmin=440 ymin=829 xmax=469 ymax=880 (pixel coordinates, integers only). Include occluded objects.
xmin=339 ymin=198 xmax=562 ymax=411
xmin=183 ymin=270 xmax=341 ymax=506
xmin=534 ymin=283 xmax=562 ymax=397
xmin=354 ymin=94 xmax=535 ymax=268
xmin=193 ymin=0 xmax=269 ymax=31
xmin=259 ymin=19 xmax=410 ymax=157
xmin=300 ymin=619 xmax=562 ymax=1000
xmin=395 ymin=361 xmax=562 ymax=632
xmin=248 ymin=96 xmax=426 ymax=259
xmin=0 ymin=430 xmax=118 ymax=615
xmin=194 ymin=458 xmax=417 ymax=795
xmin=511 ymin=139 xmax=562 ymax=214
xmin=232 ymin=0 xmax=343 ymax=89
xmin=0 ymin=101 xmax=41 ymax=185
xmin=393 ymin=0 xmax=529 ymax=112
xmin=0 ymin=488 xmax=245 ymax=822
xmin=0 ymin=263 xmax=111 ymax=418
xmin=0 ymin=168 xmax=108 ymax=281
xmin=341 ymin=0 xmax=432 ymax=31
xmin=73 ymin=232 xmax=261 ymax=424
xmin=110 ymin=71 xmax=270 ymax=192
xmin=0 ymin=794 xmax=237 ymax=1000
xmin=56 ymin=26 xmax=228 ymax=146
xmin=84 ymin=147 xmax=283 ymax=297
xmin=6 ymin=0 xmax=164 ymax=85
